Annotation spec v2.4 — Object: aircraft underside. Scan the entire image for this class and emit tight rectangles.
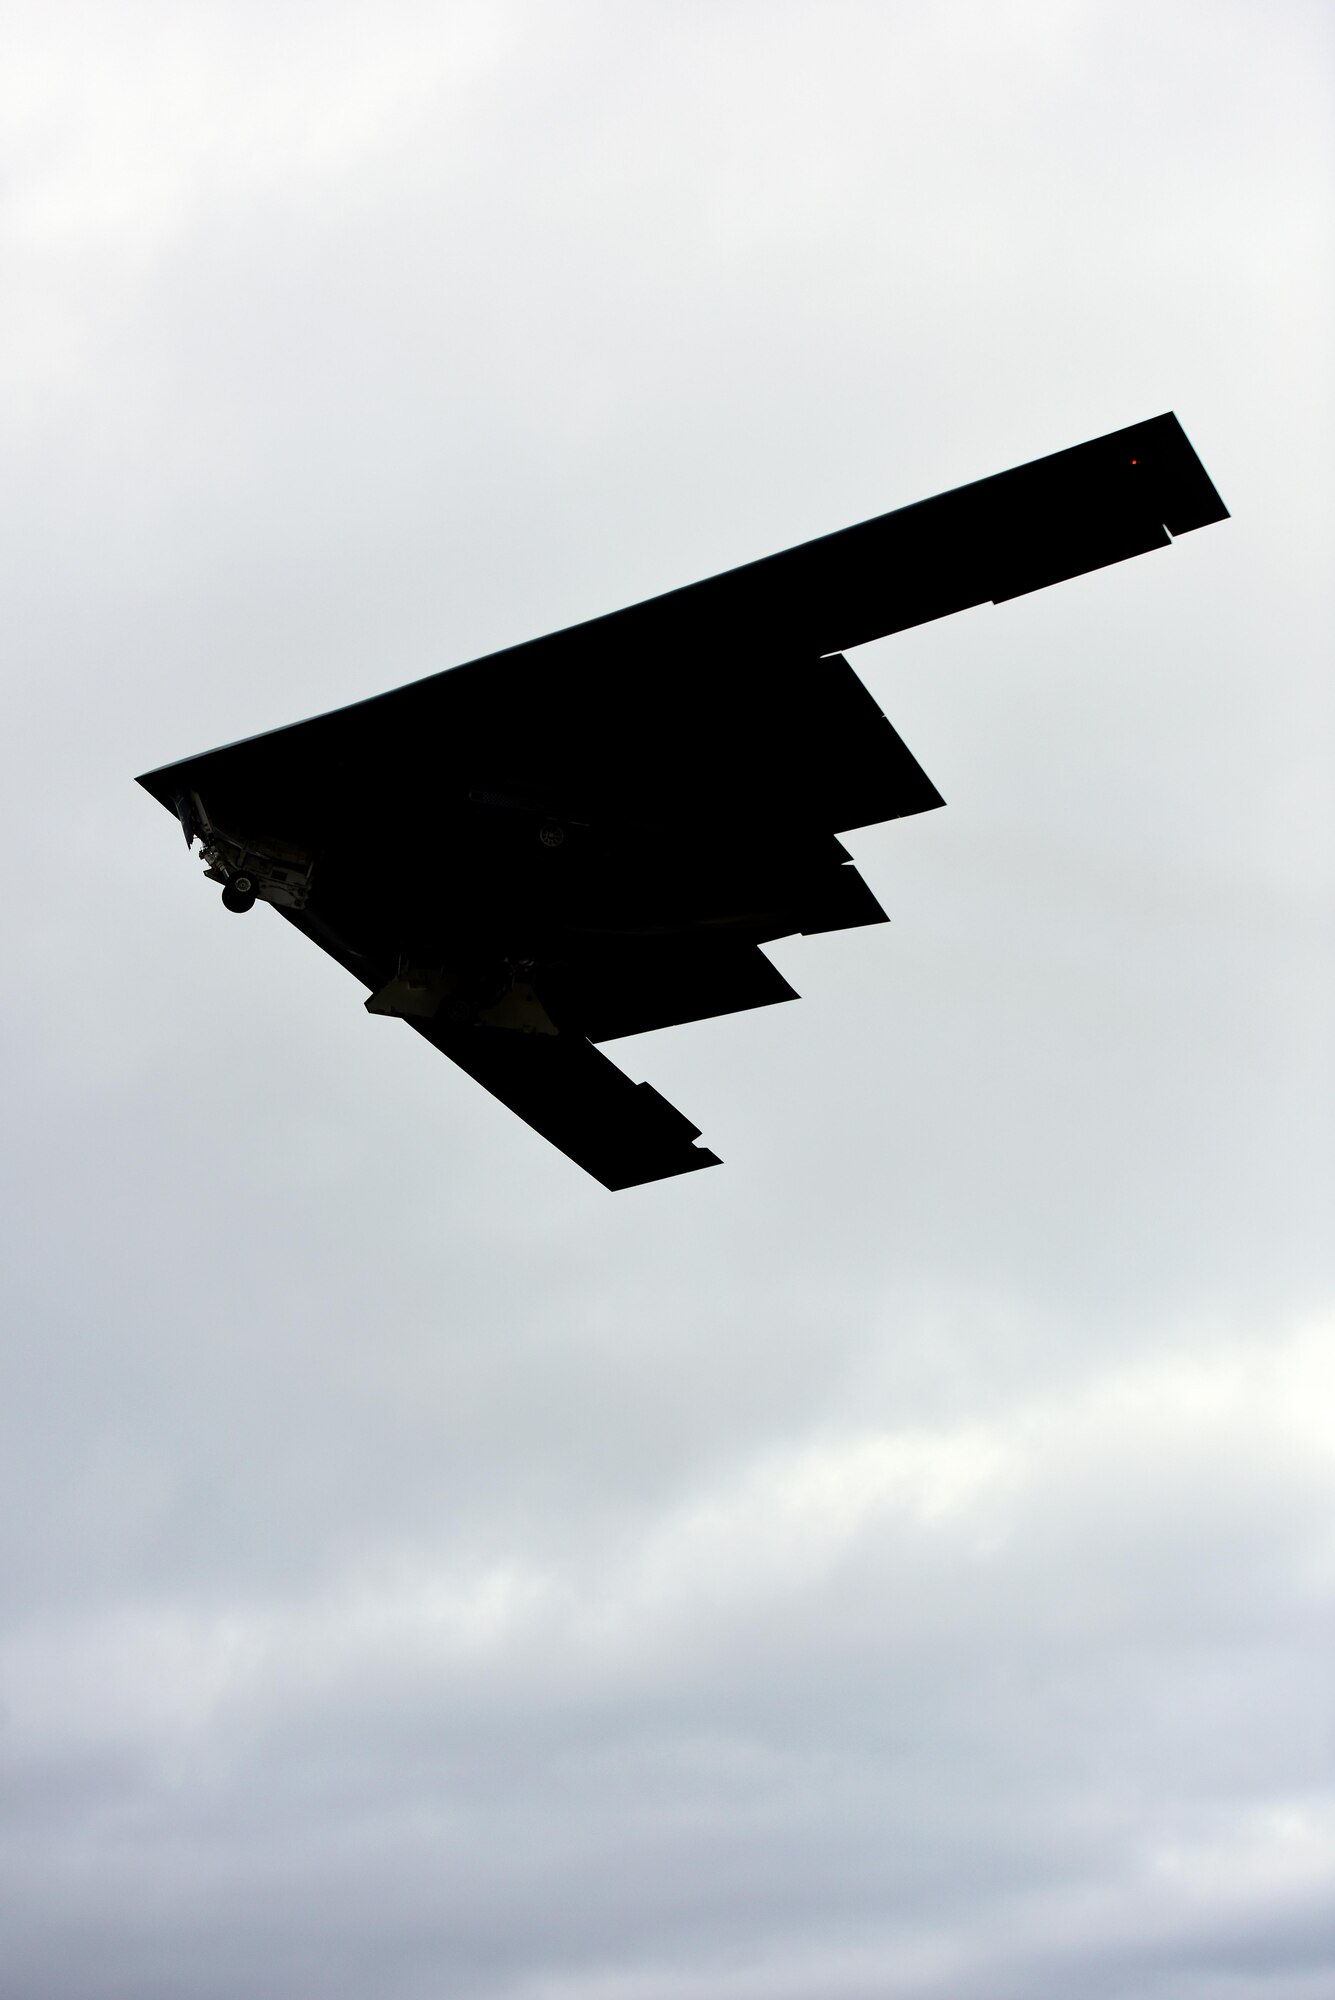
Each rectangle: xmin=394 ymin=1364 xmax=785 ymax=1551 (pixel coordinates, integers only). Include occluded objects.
xmin=139 ymin=413 xmax=1227 ymax=1187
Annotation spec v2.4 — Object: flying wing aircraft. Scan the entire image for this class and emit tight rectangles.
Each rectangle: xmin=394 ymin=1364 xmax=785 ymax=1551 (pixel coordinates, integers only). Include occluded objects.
xmin=138 ymin=412 xmax=1227 ymax=1190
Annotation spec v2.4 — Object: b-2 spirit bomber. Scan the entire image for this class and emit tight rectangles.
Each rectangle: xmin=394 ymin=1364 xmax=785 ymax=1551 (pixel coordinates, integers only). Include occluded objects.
xmin=138 ymin=414 xmax=1227 ymax=1189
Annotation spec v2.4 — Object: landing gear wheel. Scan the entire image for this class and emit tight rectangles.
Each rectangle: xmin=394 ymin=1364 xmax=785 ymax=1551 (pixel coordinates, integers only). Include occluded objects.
xmin=221 ymin=872 xmax=258 ymax=914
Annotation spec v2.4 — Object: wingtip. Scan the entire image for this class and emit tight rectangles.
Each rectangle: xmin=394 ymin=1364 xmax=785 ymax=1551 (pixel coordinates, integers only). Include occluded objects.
xmin=1140 ymin=411 xmax=1230 ymax=533
xmin=603 ymin=1143 xmax=723 ymax=1191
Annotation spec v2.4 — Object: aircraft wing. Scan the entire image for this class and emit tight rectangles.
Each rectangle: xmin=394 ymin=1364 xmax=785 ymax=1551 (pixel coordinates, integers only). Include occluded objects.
xmin=138 ymin=411 xmax=1227 ymax=1189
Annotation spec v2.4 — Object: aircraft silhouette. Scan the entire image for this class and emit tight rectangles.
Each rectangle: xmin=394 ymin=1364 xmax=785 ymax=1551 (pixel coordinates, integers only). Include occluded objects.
xmin=139 ymin=413 xmax=1227 ymax=1188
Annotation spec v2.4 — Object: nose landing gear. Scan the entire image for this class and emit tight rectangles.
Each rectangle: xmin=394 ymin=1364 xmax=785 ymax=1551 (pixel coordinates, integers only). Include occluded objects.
xmin=221 ymin=871 xmax=258 ymax=914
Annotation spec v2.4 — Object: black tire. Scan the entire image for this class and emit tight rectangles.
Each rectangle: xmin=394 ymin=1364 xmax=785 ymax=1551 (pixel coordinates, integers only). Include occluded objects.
xmin=221 ymin=873 xmax=258 ymax=914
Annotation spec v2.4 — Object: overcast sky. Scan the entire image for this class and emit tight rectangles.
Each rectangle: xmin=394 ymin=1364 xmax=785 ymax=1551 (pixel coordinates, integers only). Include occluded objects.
xmin=2 ymin=3 xmax=1333 ymax=1996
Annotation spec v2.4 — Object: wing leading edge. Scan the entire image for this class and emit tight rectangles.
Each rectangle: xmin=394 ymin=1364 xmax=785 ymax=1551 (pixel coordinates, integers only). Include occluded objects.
xmin=137 ymin=413 xmax=1228 ymax=1188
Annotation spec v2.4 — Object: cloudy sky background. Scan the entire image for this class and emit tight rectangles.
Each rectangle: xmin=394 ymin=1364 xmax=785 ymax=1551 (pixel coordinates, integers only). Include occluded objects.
xmin=1 ymin=3 xmax=1332 ymax=1994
